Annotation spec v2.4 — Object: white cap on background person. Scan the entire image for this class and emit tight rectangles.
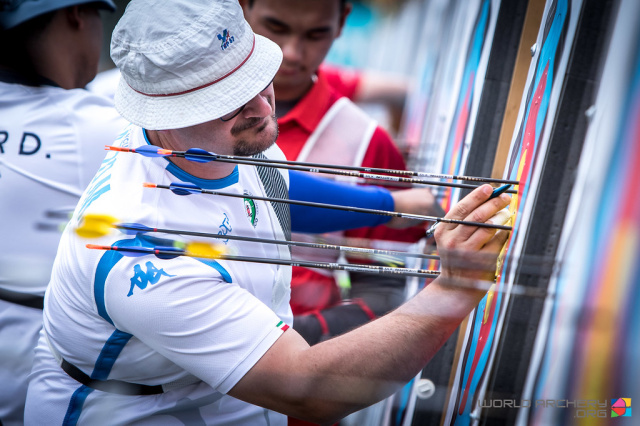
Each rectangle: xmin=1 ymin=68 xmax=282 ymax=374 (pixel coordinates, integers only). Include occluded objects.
xmin=0 ymin=0 xmax=116 ymax=29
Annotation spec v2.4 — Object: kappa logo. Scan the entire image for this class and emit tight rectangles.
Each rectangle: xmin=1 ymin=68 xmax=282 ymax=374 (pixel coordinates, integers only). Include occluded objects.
xmin=127 ymin=261 xmax=175 ymax=297
xmin=217 ymin=29 xmax=235 ymax=51
xmin=243 ymin=191 xmax=259 ymax=227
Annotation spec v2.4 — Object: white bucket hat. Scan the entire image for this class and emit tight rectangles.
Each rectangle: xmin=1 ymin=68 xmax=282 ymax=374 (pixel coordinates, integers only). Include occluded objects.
xmin=110 ymin=0 xmax=282 ymax=130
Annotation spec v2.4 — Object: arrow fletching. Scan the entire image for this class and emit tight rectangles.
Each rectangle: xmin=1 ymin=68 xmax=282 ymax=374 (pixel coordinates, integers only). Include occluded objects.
xmin=86 ymin=241 xmax=226 ymax=261
xmin=183 ymin=148 xmax=217 ymax=163
xmin=75 ymin=214 xmax=118 ymax=238
xmin=106 ymin=145 xmax=172 ymax=158
xmin=105 ymin=146 xmax=135 ymax=153
xmin=185 ymin=242 xmax=227 ymax=258
xmin=116 ymin=222 xmax=154 ymax=235
xmin=143 ymin=182 xmax=201 ymax=196
xmin=135 ymin=145 xmax=170 ymax=158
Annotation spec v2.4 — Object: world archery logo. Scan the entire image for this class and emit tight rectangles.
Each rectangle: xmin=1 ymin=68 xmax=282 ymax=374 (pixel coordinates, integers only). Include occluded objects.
xmin=243 ymin=191 xmax=258 ymax=228
xmin=217 ymin=29 xmax=235 ymax=51
xmin=127 ymin=261 xmax=175 ymax=297
xmin=611 ymin=398 xmax=631 ymax=417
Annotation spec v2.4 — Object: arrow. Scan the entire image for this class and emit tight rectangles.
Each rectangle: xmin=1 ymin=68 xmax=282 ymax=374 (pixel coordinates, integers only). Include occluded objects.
xmin=87 ymin=240 xmax=227 ymax=258
xmin=107 ymin=145 xmax=518 ymax=193
xmin=86 ymin=243 xmax=441 ymax=278
xmin=85 ymin=243 xmax=563 ymax=296
xmin=75 ymin=215 xmax=559 ymax=273
xmin=143 ymin=182 xmax=513 ymax=232
xmin=74 ymin=214 xmax=439 ymax=261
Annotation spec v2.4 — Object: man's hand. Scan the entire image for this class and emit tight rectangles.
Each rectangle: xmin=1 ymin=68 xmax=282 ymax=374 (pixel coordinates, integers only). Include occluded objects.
xmin=434 ymin=184 xmax=511 ymax=285
xmin=386 ymin=187 xmax=445 ymax=228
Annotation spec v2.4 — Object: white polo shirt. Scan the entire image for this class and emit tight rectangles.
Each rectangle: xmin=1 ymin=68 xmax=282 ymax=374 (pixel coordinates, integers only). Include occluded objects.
xmin=25 ymin=124 xmax=293 ymax=425
xmin=0 ymin=79 xmax=127 ymax=295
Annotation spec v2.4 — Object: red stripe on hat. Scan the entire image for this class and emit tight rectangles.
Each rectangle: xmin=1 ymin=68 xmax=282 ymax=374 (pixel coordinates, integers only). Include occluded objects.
xmin=130 ymin=35 xmax=256 ymax=98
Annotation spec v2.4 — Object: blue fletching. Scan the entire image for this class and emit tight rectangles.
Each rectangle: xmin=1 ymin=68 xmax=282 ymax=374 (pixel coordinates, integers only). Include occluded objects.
xmin=184 ymin=148 xmax=216 ymax=163
xmin=135 ymin=145 xmax=166 ymax=158
xmin=154 ymin=246 xmax=182 ymax=260
xmin=117 ymin=223 xmax=153 ymax=235
xmin=169 ymin=182 xmax=201 ymax=196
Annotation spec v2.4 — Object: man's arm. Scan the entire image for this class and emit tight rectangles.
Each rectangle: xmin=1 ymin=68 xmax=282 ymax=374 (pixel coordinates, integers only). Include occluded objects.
xmin=289 ymin=171 xmax=442 ymax=233
xmin=289 ymin=170 xmax=393 ymax=232
xmin=229 ymin=185 xmax=510 ymax=424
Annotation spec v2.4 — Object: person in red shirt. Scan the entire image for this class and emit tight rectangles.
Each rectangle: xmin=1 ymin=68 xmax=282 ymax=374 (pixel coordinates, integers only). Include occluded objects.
xmin=241 ymin=0 xmax=442 ymax=345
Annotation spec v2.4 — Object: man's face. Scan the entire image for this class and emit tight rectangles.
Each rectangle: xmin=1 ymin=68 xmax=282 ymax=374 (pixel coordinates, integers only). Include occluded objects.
xmin=175 ymin=83 xmax=278 ymax=157
xmin=243 ymin=0 xmax=347 ymax=99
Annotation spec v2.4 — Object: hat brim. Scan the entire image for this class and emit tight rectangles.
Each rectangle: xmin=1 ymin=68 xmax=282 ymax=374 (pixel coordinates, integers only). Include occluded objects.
xmin=114 ymin=34 xmax=283 ymax=130
xmin=1 ymin=0 xmax=115 ymax=29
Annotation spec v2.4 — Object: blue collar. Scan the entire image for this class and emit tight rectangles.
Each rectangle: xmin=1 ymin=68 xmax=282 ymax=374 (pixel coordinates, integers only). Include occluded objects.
xmin=142 ymin=129 xmax=239 ymax=189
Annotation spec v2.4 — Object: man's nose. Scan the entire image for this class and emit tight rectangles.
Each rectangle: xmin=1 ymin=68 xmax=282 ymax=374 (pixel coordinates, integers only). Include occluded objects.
xmin=242 ymin=88 xmax=274 ymax=118
xmin=280 ymin=36 xmax=304 ymax=64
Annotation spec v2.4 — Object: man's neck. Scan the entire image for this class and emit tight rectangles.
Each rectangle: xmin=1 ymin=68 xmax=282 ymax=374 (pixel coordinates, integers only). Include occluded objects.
xmin=273 ymin=76 xmax=316 ymax=117
xmin=274 ymin=76 xmax=315 ymax=103
xmin=275 ymin=98 xmax=301 ymax=118
xmin=0 ymin=66 xmax=60 ymax=87
xmin=145 ymin=129 xmax=237 ymax=180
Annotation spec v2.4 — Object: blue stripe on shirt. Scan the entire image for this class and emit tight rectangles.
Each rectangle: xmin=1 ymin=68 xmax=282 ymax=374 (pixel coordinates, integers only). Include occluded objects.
xmin=62 ymin=330 xmax=133 ymax=425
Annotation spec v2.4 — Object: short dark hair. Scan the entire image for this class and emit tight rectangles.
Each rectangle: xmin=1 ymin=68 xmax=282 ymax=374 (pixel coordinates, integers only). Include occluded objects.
xmin=0 ymin=10 xmax=56 ymax=62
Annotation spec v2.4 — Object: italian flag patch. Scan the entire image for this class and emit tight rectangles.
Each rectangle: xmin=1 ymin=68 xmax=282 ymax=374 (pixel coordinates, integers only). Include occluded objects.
xmin=276 ymin=320 xmax=289 ymax=332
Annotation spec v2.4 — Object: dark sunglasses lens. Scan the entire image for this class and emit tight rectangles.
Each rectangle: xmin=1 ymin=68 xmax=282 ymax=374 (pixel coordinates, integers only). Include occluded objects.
xmin=220 ymin=105 xmax=245 ymax=122
xmin=219 ymin=81 xmax=272 ymax=122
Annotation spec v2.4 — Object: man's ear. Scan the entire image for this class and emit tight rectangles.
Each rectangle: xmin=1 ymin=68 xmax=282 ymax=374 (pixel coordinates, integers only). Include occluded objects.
xmin=336 ymin=2 xmax=353 ymax=38
xmin=65 ymin=5 xmax=83 ymax=30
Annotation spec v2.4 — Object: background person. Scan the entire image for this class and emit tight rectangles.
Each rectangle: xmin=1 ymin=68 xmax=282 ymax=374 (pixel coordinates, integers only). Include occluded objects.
xmin=241 ymin=0 xmax=443 ymax=347
xmin=0 ymin=0 xmax=124 ymax=424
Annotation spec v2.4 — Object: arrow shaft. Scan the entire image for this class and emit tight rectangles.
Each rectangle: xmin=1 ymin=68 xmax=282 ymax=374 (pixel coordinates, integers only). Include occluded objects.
xmin=195 ymin=156 xmax=518 ymax=193
xmin=87 ymin=245 xmax=441 ymax=278
xmin=219 ymin=253 xmax=439 ymax=278
xmin=117 ymin=224 xmax=439 ymax=261
xmin=86 ymin=245 xmax=561 ymax=296
xmin=150 ymin=183 xmax=513 ymax=231
xmin=178 ymin=150 xmax=518 ymax=185
xmin=107 ymin=146 xmax=518 ymax=185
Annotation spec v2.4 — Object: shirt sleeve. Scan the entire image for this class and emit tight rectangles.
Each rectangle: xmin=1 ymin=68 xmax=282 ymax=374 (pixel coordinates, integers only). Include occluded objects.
xmin=104 ymin=255 xmax=286 ymax=393
xmin=289 ymin=170 xmax=393 ymax=233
